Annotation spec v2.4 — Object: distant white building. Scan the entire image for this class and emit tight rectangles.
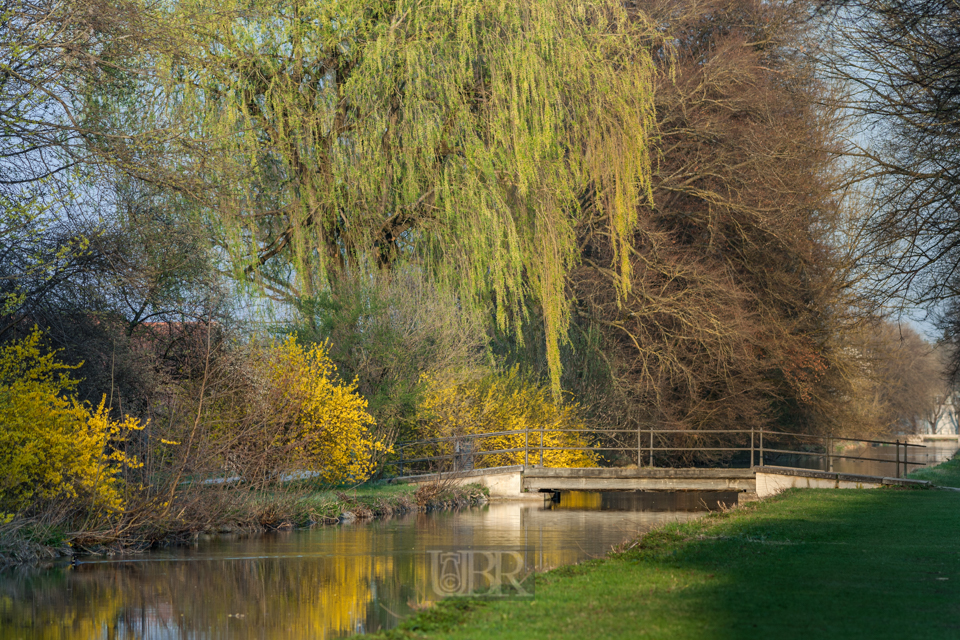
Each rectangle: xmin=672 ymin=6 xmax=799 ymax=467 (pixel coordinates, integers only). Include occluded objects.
xmin=918 ymin=391 xmax=960 ymax=435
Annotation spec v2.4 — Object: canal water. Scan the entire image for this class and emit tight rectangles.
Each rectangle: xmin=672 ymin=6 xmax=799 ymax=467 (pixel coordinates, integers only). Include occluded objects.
xmin=0 ymin=491 xmax=736 ymax=639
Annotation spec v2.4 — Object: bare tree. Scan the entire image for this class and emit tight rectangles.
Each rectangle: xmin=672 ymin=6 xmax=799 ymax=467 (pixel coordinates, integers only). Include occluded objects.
xmin=843 ymin=322 xmax=943 ymax=435
xmin=0 ymin=0 xmax=232 ymax=414
xmin=565 ymin=0 xmax=859 ymax=445
xmin=817 ymin=0 xmax=960 ymax=370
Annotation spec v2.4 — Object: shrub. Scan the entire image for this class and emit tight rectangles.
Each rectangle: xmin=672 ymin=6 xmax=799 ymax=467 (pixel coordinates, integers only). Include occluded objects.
xmin=262 ymin=337 xmax=386 ymax=484
xmin=0 ymin=329 xmax=143 ymax=515
xmin=192 ymin=336 xmax=386 ymax=486
xmin=415 ymin=368 xmax=597 ymax=469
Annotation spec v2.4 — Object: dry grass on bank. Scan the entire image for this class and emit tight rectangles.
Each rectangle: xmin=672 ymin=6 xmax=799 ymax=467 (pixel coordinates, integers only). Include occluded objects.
xmin=0 ymin=481 xmax=488 ymax=566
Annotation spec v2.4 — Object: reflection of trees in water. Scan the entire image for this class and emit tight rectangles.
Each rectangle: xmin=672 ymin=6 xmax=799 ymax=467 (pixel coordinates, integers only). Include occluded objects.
xmin=552 ymin=491 xmax=738 ymax=513
xmin=0 ymin=568 xmax=128 ymax=640
xmin=0 ymin=503 xmax=710 ymax=638
xmin=0 ymin=528 xmax=409 ymax=639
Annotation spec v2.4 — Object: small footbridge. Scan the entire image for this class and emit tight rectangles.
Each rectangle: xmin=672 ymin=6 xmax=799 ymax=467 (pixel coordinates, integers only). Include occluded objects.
xmin=389 ymin=429 xmax=937 ymax=498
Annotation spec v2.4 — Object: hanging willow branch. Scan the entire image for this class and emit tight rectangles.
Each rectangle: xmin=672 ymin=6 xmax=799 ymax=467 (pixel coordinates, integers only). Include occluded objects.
xmin=151 ymin=0 xmax=658 ymax=392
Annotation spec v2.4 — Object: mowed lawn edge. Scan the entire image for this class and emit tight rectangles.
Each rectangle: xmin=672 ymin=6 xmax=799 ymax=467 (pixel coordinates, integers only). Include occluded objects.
xmin=366 ymin=482 xmax=960 ymax=639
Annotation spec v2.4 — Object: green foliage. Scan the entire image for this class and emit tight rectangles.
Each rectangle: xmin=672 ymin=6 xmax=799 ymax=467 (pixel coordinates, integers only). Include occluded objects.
xmin=298 ymin=290 xmax=422 ymax=438
xmin=0 ymin=329 xmax=143 ymax=515
xmin=144 ymin=0 xmax=658 ymax=393
xmin=292 ymin=269 xmax=487 ymax=443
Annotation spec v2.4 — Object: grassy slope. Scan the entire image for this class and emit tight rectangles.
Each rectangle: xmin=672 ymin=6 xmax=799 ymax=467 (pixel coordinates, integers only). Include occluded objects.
xmin=908 ymin=455 xmax=960 ymax=487
xmin=286 ymin=482 xmax=487 ymax=522
xmin=371 ymin=488 xmax=960 ymax=640
xmin=290 ymin=482 xmax=420 ymax=521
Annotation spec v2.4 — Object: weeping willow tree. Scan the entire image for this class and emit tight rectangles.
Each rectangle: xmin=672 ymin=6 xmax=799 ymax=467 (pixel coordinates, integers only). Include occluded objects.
xmin=149 ymin=0 xmax=657 ymax=391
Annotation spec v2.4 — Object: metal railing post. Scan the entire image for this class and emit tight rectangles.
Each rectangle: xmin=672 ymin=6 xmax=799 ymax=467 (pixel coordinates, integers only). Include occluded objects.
xmin=751 ymin=427 xmax=755 ymax=467
xmin=524 ymin=429 xmax=529 ymax=468
xmin=399 ymin=445 xmax=404 ymax=477
xmin=539 ymin=428 xmax=544 ymax=467
xmin=759 ymin=429 xmax=764 ymax=467
xmin=637 ymin=425 xmax=642 ymax=467
xmin=649 ymin=428 xmax=654 ymax=467
xmin=827 ymin=436 xmax=833 ymax=472
xmin=896 ymin=440 xmax=901 ymax=478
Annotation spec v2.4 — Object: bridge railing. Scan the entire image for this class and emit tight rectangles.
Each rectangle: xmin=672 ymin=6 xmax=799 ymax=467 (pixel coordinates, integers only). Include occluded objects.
xmin=385 ymin=428 xmax=925 ymax=479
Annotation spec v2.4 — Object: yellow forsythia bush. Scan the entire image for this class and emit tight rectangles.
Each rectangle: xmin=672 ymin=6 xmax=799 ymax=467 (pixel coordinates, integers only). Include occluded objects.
xmin=0 ymin=329 xmax=143 ymax=514
xmin=259 ymin=337 xmax=385 ymax=484
xmin=416 ymin=368 xmax=597 ymax=468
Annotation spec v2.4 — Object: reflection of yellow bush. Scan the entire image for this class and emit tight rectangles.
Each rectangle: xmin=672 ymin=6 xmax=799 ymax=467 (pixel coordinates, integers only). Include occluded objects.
xmin=0 ymin=329 xmax=143 ymax=514
xmin=0 ymin=528 xmax=399 ymax=640
xmin=417 ymin=368 xmax=596 ymax=468
xmin=260 ymin=337 xmax=386 ymax=484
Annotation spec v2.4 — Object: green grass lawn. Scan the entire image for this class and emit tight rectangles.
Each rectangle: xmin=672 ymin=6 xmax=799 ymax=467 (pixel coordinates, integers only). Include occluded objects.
xmin=908 ymin=454 xmax=960 ymax=487
xmin=371 ymin=487 xmax=960 ymax=640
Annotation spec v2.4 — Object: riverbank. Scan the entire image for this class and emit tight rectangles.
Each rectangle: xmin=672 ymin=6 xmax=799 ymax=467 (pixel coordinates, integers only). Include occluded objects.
xmin=0 ymin=481 xmax=488 ymax=566
xmin=371 ymin=483 xmax=960 ymax=638
xmin=907 ymin=454 xmax=960 ymax=487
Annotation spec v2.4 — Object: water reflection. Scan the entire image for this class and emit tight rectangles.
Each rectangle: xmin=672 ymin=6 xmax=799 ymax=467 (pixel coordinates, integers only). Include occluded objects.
xmin=0 ymin=495 xmax=717 ymax=639
xmin=549 ymin=490 xmax=739 ymax=511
